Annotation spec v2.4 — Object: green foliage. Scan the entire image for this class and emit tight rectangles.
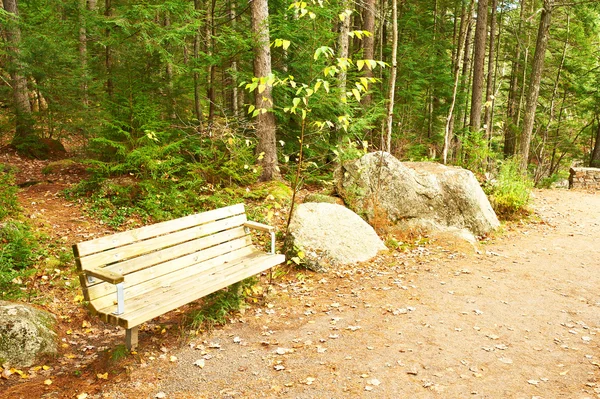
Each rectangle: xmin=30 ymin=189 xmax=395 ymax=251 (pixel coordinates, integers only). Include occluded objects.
xmin=0 ymin=164 xmax=21 ymax=220
xmin=68 ymin=130 xmax=263 ymax=227
xmin=486 ymin=159 xmax=534 ymax=219
xmin=189 ymin=279 xmax=256 ymax=330
xmin=0 ymin=165 xmax=41 ymax=298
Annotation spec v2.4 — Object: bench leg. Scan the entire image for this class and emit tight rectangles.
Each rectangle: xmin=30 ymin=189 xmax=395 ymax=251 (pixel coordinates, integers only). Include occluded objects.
xmin=126 ymin=326 xmax=139 ymax=350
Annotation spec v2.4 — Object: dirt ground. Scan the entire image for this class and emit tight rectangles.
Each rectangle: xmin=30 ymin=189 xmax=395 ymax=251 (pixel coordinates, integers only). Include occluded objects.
xmin=1 ymin=151 xmax=600 ymax=399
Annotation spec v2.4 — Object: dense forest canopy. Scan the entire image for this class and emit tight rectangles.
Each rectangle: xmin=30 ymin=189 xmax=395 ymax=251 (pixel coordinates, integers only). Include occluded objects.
xmin=1 ymin=0 xmax=600 ymax=185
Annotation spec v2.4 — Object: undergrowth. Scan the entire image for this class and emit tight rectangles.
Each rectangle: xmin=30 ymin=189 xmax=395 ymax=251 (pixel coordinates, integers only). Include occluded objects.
xmin=65 ymin=131 xmax=292 ymax=228
xmin=0 ymin=164 xmax=42 ymax=299
xmin=188 ymin=278 xmax=259 ymax=331
xmin=485 ymin=159 xmax=534 ymax=220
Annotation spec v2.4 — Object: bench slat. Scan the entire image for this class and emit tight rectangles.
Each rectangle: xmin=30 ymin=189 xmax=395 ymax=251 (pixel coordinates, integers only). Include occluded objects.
xmin=76 ymin=203 xmax=246 ymax=257
xmin=85 ymin=226 xmax=249 ymax=290
xmin=79 ymin=214 xmax=247 ymax=270
xmin=88 ymin=244 xmax=257 ymax=310
xmin=99 ymin=252 xmax=285 ymax=328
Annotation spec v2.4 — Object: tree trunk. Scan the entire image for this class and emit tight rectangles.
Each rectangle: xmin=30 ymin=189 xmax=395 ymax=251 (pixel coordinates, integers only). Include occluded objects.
xmin=193 ymin=0 xmax=204 ymax=130
xmin=469 ymin=0 xmax=488 ymax=132
xmin=164 ymin=12 xmax=176 ymax=120
xmin=504 ymin=0 xmax=526 ymax=157
xmin=591 ymin=117 xmax=600 ymax=168
xmin=337 ymin=1 xmax=351 ymax=102
xmin=79 ymin=0 xmax=89 ymax=107
xmin=105 ymin=0 xmax=113 ymax=97
xmin=229 ymin=0 xmax=239 ymax=117
xmin=3 ymin=0 xmax=34 ymax=144
xmin=519 ymin=0 xmax=552 ymax=172
xmin=206 ymin=0 xmax=216 ymax=125
xmin=483 ymin=0 xmax=497 ymax=141
xmin=361 ymin=0 xmax=376 ymax=106
xmin=385 ymin=0 xmax=398 ymax=153
xmin=460 ymin=18 xmax=473 ymax=131
xmin=443 ymin=0 xmax=474 ymax=164
xmin=251 ymin=0 xmax=279 ymax=181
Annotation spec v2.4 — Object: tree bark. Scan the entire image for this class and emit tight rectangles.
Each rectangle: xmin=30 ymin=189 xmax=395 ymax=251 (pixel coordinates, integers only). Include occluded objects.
xmin=483 ymin=0 xmax=497 ymax=141
xmin=193 ymin=0 xmax=204 ymax=130
xmin=469 ymin=0 xmax=488 ymax=132
xmin=3 ymin=0 xmax=34 ymax=144
xmin=105 ymin=0 xmax=113 ymax=97
xmin=504 ymin=0 xmax=526 ymax=157
xmin=519 ymin=0 xmax=552 ymax=172
xmin=337 ymin=1 xmax=351 ymax=102
xmin=361 ymin=0 xmax=376 ymax=106
xmin=591 ymin=117 xmax=600 ymax=168
xmin=251 ymin=0 xmax=279 ymax=181
xmin=385 ymin=0 xmax=398 ymax=153
xmin=206 ymin=0 xmax=216 ymax=125
xmin=443 ymin=0 xmax=474 ymax=164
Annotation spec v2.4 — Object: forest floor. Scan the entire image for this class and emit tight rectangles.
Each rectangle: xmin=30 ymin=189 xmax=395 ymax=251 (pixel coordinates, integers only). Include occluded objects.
xmin=1 ymin=150 xmax=600 ymax=399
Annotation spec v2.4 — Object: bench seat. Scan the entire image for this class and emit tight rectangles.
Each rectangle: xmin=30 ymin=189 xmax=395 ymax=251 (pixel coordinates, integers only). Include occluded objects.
xmin=73 ymin=203 xmax=285 ymax=348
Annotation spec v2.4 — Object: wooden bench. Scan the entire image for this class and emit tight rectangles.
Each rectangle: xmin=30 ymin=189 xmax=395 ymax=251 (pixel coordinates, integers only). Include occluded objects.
xmin=73 ymin=203 xmax=285 ymax=349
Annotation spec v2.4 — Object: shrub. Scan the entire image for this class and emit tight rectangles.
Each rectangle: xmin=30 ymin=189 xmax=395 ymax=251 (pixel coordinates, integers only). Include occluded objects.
xmin=0 ymin=164 xmax=20 ymax=220
xmin=486 ymin=159 xmax=533 ymax=219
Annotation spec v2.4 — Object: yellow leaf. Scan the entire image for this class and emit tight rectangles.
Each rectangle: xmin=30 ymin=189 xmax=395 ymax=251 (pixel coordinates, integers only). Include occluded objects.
xmin=31 ymin=366 xmax=42 ymax=372
xmin=44 ymin=379 xmax=53 ymax=385
xmin=73 ymin=294 xmax=84 ymax=303
xmin=77 ymin=394 xmax=89 ymax=399
xmin=65 ymin=354 xmax=76 ymax=359
xmin=357 ymin=60 xmax=365 ymax=71
xmin=97 ymin=372 xmax=108 ymax=380
xmin=66 ymin=330 xmax=73 ymax=335
xmin=352 ymin=88 xmax=361 ymax=102
xmin=258 ymin=84 xmax=266 ymax=94
xmin=169 ymin=355 xmax=178 ymax=362
xmin=42 ymin=365 xmax=51 ymax=371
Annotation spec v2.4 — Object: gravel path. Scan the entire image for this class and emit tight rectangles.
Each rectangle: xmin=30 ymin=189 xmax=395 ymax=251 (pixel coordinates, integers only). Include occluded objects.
xmin=81 ymin=190 xmax=600 ymax=398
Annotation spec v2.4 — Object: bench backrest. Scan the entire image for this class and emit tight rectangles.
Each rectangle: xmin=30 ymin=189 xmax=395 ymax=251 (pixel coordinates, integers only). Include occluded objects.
xmin=73 ymin=203 xmax=255 ymax=312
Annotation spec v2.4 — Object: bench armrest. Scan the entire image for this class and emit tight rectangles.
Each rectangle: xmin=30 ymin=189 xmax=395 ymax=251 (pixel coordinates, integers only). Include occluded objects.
xmin=85 ymin=267 xmax=124 ymax=284
xmin=84 ymin=268 xmax=125 ymax=315
xmin=244 ymin=221 xmax=276 ymax=254
xmin=243 ymin=221 xmax=274 ymax=232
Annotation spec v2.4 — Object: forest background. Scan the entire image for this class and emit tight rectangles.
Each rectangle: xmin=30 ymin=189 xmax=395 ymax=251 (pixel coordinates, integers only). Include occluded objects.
xmin=1 ymin=0 xmax=600 ymax=232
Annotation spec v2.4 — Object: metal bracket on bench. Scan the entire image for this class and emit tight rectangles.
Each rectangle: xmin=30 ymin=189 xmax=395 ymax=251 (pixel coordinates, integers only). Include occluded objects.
xmin=113 ymin=283 xmax=125 ymax=315
xmin=270 ymin=231 xmax=275 ymax=255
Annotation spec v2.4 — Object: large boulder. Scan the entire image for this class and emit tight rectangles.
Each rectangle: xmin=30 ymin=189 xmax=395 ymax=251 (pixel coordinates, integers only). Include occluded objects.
xmin=287 ymin=202 xmax=387 ymax=272
xmin=335 ymin=152 xmax=499 ymax=239
xmin=0 ymin=301 xmax=58 ymax=367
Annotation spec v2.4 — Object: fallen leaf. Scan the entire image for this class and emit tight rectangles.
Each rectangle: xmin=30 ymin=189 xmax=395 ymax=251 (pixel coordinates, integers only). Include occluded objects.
xmin=305 ymin=377 xmax=315 ymax=385
xmin=527 ymin=379 xmax=539 ymax=385
xmin=274 ymin=364 xmax=285 ymax=371
xmin=194 ymin=359 xmax=205 ymax=369
xmin=44 ymin=379 xmax=53 ymax=385
xmin=499 ymin=357 xmax=513 ymax=364
xmin=97 ymin=372 xmax=108 ymax=380
xmin=76 ymin=393 xmax=89 ymax=399
xmin=275 ymin=347 xmax=293 ymax=355
xmin=155 ymin=392 xmax=166 ymax=399
xmin=368 ymin=378 xmax=381 ymax=386
xmin=169 ymin=356 xmax=177 ymax=363
xmin=346 ymin=325 xmax=361 ymax=331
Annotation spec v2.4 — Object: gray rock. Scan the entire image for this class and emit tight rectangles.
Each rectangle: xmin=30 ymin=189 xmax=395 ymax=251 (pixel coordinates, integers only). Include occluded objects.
xmin=0 ymin=301 xmax=58 ymax=367
xmin=287 ymin=203 xmax=387 ymax=272
xmin=335 ymin=152 xmax=499 ymax=239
